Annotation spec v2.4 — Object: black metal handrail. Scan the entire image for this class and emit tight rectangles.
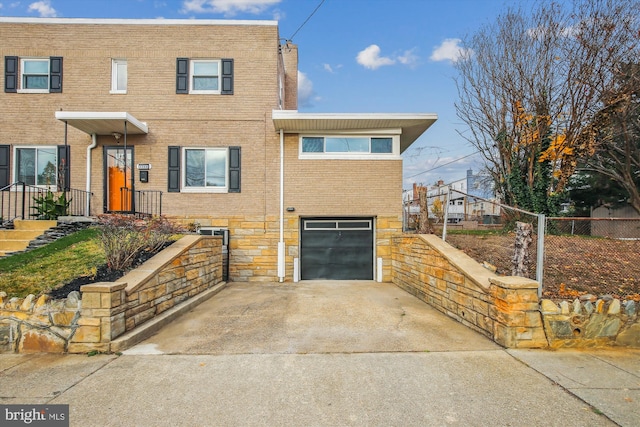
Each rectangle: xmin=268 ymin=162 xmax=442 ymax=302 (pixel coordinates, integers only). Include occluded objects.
xmin=120 ymin=187 xmax=163 ymax=217
xmin=1 ymin=182 xmax=93 ymax=225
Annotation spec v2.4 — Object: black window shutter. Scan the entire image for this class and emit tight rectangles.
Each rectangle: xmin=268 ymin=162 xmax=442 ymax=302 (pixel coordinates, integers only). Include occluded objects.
xmin=0 ymin=145 xmax=10 ymax=188
xmin=50 ymin=57 xmax=63 ymax=93
xmin=4 ymin=56 xmax=18 ymax=93
xmin=228 ymin=146 xmax=241 ymax=193
xmin=168 ymin=146 xmax=181 ymax=192
xmin=57 ymin=145 xmax=70 ymax=191
xmin=176 ymin=58 xmax=189 ymax=94
xmin=221 ymin=58 xmax=234 ymax=95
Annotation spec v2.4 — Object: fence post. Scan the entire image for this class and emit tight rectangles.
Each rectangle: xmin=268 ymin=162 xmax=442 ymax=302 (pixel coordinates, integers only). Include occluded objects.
xmin=20 ymin=182 xmax=26 ymax=220
xmin=536 ymin=213 xmax=545 ymax=297
xmin=442 ymin=188 xmax=450 ymax=241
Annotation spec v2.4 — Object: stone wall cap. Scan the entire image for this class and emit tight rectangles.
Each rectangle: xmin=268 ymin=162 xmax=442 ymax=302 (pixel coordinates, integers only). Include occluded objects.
xmin=490 ymin=276 xmax=539 ymax=290
xmin=418 ymin=234 xmax=494 ymax=291
xmin=57 ymin=216 xmax=96 ymax=223
xmin=81 ymin=282 xmax=127 ymax=292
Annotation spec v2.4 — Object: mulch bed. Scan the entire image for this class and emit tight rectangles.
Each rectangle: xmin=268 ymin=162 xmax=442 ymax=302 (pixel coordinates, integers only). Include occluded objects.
xmin=48 ymin=243 xmax=173 ymax=300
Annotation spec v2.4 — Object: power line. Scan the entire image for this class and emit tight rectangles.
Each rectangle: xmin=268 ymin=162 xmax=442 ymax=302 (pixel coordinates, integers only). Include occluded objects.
xmin=406 ymin=151 xmax=480 ymax=179
xmin=288 ymin=0 xmax=325 ymax=42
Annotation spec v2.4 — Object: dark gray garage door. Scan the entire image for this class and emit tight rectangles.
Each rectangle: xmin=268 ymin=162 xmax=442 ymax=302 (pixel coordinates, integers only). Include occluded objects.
xmin=300 ymin=218 xmax=374 ymax=280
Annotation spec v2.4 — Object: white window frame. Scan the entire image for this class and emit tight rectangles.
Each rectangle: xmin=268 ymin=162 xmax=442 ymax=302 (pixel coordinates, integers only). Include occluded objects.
xmin=18 ymin=58 xmax=49 ymax=93
xmin=12 ymin=146 xmax=58 ymax=190
xmin=110 ymin=59 xmax=127 ymax=94
xmin=298 ymin=131 xmax=401 ymax=160
xmin=189 ymin=59 xmax=221 ymax=94
xmin=181 ymin=147 xmax=229 ymax=193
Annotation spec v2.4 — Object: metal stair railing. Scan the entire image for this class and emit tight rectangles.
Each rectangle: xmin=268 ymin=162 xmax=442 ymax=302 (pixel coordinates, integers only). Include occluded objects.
xmin=1 ymin=182 xmax=93 ymax=226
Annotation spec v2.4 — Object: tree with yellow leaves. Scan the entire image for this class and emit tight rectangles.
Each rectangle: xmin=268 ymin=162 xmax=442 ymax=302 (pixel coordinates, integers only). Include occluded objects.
xmin=455 ymin=0 xmax=639 ymax=214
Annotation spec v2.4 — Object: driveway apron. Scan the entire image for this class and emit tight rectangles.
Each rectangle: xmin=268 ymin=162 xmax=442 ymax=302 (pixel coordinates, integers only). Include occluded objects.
xmin=125 ymin=281 xmax=500 ymax=355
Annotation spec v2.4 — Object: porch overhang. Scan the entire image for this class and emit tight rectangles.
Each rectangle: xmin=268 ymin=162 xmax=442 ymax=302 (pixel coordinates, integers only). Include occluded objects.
xmin=272 ymin=110 xmax=437 ymax=153
xmin=55 ymin=111 xmax=148 ymax=135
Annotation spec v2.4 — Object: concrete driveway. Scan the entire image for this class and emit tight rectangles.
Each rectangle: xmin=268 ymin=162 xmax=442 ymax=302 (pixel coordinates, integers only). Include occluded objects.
xmin=2 ymin=281 xmax=635 ymax=426
xmin=125 ymin=280 xmax=499 ymax=355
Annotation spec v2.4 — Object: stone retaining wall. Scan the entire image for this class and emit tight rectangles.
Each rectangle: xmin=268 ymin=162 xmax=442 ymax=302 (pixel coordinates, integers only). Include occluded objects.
xmin=0 ymin=292 xmax=81 ymax=353
xmin=391 ymin=234 xmax=640 ymax=349
xmin=391 ymin=234 xmax=547 ymax=348
xmin=541 ymin=297 xmax=639 ymax=348
xmin=0 ymin=235 xmax=223 ymax=353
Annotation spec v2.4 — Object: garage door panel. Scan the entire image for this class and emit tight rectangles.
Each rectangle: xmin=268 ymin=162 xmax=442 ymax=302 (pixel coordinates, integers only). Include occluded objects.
xmin=300 ymin=218 xmax=373 ymax=280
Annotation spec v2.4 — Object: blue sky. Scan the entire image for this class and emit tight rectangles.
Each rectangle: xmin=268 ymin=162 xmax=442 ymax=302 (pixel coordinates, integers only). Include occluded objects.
xmin=1 ymin=0 xmax=520 ymax=188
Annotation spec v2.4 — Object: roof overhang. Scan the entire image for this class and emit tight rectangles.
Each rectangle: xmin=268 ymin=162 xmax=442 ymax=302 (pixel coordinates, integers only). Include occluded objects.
xmin=55 ymin=111 xmax=148 ymax=135
xmin=272 ymin=110 xmax=437 ymax=153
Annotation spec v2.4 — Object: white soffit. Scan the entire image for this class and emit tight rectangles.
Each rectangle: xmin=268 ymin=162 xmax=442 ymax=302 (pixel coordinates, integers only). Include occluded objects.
xmin=55 ymin=112 xmax=148 ymax=135
xmin=272 ymin=110 xmax=438 ymax=153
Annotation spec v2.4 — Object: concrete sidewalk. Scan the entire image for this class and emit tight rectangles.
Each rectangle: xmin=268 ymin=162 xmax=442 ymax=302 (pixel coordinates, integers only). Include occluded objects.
xmin=0 ymin=281 xmax=638 ymax=426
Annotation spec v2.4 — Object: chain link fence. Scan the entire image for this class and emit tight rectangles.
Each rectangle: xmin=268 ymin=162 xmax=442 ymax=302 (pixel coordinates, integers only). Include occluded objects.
xmin=543 ymin=217 xmax=640 ymax=300
xmin=403 ymin=188 xmax=640 ymax=301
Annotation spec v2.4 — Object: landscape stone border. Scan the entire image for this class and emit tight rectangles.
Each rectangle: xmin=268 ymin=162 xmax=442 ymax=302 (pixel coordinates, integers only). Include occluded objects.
xmin=0 ymin=235 xmax=224 ymax=353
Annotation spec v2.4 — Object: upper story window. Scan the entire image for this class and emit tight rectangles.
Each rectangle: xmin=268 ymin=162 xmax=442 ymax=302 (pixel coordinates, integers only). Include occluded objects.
xmin=176 ymin=58 xmax=234 ymax=95
xmin=191 ymin=60 xmax=219 ymax=93
xmin=300 ymin=136 xmax=398 ymax=159
xmin=111 ymin=59 xmax=127 ymax=94
xmin=22 ymin=59 xmax=49 ymax=91
xmin=4 ymin=56 xmax=63 ymax=94
xmin=14 ymin=146 xmax=57 ymax=188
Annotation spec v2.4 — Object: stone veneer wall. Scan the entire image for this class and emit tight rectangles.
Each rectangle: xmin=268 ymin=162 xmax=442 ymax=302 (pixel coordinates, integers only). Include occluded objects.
xmin=392 ymin=234 xmax=640 ymax=349
xmin=0 ymin=292 xmax=81 ymax=353
xmin=174 ymin=214 xmax=400 ymax=283
xmin=0 ymin=235 xmax=223 ymax=353
xmin=540 ymin=297 xmax=639 ymax=348
xmin=392 ymin=234 xmax=547 ymax=348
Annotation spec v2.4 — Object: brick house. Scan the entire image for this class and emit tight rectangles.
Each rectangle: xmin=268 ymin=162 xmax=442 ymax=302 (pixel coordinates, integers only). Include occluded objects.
xmin=0 ymin=17 xmax=436 ymax=282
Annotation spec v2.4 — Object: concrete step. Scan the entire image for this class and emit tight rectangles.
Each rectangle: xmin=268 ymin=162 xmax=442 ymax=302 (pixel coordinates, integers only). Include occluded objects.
xmin=12 ymin=219 xmax=57 ymax=231
xmin=0 ymin=239 xmax=35 ymax=251
xmin=0 ymin=220 xmax=58 ymax=257
xmin=0 ymin=230 xmax=44 ymax=240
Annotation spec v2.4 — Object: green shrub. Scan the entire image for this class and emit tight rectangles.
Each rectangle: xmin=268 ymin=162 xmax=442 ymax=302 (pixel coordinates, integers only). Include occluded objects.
xmin=96 ymin=214 xmax=185 ymax=272
xmin=31 ymin=190 xmax=71 ymax=220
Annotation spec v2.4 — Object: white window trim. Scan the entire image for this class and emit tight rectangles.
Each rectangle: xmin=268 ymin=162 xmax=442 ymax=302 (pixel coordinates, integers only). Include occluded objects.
xmin=110 ymin=58 xmax=127 ymax=94
xmin=17 ymin=57 xmax=49 ymax=94
xmin=180 ymin=147 xmax=229 ymax=193
xmin=298 ymin=133 xmax=401 ymax=160
xmin=189 ymin=59 xmax=221 ymax=95
xmin=12 ymin=145 xmax=58 ymax=190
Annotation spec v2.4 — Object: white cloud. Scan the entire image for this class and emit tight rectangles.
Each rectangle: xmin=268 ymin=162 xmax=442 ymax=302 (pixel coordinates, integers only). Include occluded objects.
xmin=272 ymin=9 xmax=285 ymax=20
xmin=528 ymin=23 xmax=581 ymax=40
xmin=430 ymin=38 xmax=471 ymax=63
xmin=0 ymin=4 xmax=3 ymax=9
xmin=356 ymin=44 xmax=396 ymax=70
xmin=397 ymin=48 xmax=419 ymax=68
xmin=28 ymin=0 xmax=57 ymax=17
xmin=181 ymin=0 xmax=281 ymax=16
xmin=323 ymin=63 xmax=343 ymax=74
xmin=298 ymin=71 xmax=316 ymax=108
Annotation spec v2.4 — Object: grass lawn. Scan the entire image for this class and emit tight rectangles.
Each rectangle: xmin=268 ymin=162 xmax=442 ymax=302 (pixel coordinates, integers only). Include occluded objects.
xmin=0 ymin=228 xmax=106 ymax=299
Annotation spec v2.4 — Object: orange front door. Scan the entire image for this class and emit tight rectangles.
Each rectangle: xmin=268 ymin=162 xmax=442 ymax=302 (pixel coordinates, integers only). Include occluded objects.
xmin=106 ymin=147 xmax=133 ymax=212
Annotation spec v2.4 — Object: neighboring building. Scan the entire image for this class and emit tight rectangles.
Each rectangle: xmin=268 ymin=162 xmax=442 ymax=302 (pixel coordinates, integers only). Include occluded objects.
xmin=591 ymin=204 xmax=640 ymax=239
xmin=0 ymin=18 xmax=436 ymax=282
xmin=404 ymin=170 xmax=499 ymax=228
